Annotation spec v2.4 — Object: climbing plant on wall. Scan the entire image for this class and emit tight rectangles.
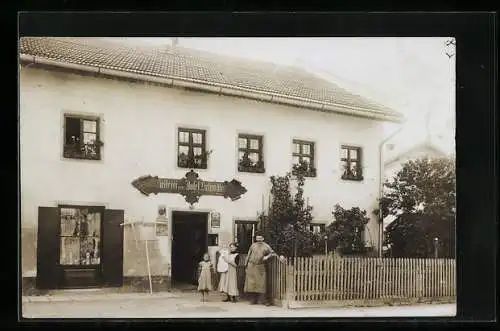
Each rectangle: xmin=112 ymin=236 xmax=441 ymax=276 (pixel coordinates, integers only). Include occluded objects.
xmin=261 ymin=161 xmax=320 ymax=257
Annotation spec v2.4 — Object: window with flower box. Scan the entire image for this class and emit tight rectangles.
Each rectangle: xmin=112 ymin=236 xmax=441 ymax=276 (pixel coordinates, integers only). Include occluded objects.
xmin=178 ymin=128 xmax=208 ymax=169
xmin=341 ymin=145 xmax=363 ymax=181
xmin=238 ymin=134 xmax=265 ymax=173
xmin=63 ymin=115 xmax=103 ymax=160
xmin=292 ymin=140 xmax=316 ymax=177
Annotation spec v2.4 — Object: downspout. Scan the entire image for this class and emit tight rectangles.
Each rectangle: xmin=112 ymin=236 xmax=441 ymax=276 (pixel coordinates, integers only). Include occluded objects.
xmin=377 ymin=124 xmax=406 ymax=257
xmin=19 ymin=54 xmax=405 ymax=124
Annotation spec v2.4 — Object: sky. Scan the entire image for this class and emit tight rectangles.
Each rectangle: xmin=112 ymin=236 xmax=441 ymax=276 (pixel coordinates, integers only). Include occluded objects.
xmin=113 ymin=37 xmax=456 ymax=155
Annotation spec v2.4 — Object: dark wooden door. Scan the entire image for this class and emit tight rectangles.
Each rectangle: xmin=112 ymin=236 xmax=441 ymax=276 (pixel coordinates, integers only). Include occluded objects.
xmin=101 ymin=209 xmax=124 ymax=287
xmin=36 ymin=207 xmax=61 ymax=289
xmin=171 ymin=220 xmax=188 ymax=283
xmin=191 ymin=218 xmax=207 ymax=283
xmin=171 ymin=213 xmax=207 ymax=285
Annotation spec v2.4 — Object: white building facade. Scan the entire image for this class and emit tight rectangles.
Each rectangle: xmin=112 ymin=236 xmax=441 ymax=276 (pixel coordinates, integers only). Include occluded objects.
xmin=19 ymin=37 xmax=403 ymax=291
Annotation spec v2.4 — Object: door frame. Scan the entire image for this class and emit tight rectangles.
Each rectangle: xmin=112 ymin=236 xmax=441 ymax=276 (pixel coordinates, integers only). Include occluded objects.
xmin=35 ymin=204 xmax=124 ymax=290
xmin=168 ymin=207 xmax=213 ymax=249
xmin=170 ymin=210 xmax=209 ymax=284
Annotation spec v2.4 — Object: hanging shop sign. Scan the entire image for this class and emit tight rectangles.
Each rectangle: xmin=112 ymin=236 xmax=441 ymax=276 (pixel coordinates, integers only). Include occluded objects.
xmin=131 ymin=170 xmax=247 ymax=206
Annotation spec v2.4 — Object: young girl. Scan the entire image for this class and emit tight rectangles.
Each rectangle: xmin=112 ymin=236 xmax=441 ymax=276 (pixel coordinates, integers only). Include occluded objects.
xmin=197 ymin=253 xmax=213 ymax=302
xmin=218 ymin=243 xmax=240 ymax=302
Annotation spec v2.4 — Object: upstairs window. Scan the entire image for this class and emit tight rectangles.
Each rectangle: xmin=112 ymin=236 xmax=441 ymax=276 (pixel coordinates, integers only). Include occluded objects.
xmin=309 ymin=223 xmax=326 ymax=234
xmin=341 ymin=145 xmax=363 ymax=181
xmin=63 ymin=115 xmax=102 ymax=160
xmin=234 ymin=220 xmax=258 ymax=254
xmin=178 ymin=128 xmax=207 ymax=169
xmin=292 ymin=140 xmax=317 ymax=177
xmin=238 ymin=134 xmax=265 ymax=173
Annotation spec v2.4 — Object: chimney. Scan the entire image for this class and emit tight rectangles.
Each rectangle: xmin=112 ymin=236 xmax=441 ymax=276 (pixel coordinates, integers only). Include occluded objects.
xmin=171 ymin=38 xmax=179 ymax=47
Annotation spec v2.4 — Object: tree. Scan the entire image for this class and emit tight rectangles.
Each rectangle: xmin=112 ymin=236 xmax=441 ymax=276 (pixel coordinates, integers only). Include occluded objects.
xmin=383 ymin=156 xmax=456 ymax=258
xmin=261 ymin=161 xmax=319 ymax=257
xmin=325 ymin=204 xmax=371 ymax=255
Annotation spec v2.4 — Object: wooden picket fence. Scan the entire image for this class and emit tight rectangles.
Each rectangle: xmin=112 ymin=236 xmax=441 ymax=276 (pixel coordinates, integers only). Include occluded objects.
xmin=237 ymin=254 xmax=456 ymax=308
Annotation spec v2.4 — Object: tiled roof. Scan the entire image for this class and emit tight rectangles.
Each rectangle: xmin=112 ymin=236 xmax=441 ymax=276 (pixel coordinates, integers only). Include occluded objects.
xmin=19 ymin=37 xmax=402 ymax=119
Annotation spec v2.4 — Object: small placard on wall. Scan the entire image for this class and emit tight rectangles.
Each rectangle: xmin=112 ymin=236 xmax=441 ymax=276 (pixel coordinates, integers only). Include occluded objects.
xmin=158 ymin=205 xmax=167 ymax=217
xmin=208 ymin=234 xmax=219 ymax=246
xmin=210 ymin=212 xmax=221 ymax=228
xmin=156 ymin=205 xmax=169 ymax=236
xmin=156 ymin=222 xmax=168 ymax=236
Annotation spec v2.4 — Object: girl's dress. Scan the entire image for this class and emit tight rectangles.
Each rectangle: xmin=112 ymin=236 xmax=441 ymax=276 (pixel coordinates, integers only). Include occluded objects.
xmin=218 ymin=252 xmax=240 ymax=296
xmin=197 ymin=261 xmax=213 ymax=292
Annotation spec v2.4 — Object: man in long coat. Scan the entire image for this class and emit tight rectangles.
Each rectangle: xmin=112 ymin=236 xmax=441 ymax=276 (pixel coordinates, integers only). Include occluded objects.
xmin=244 ymin=232 xmax=284 ymax=305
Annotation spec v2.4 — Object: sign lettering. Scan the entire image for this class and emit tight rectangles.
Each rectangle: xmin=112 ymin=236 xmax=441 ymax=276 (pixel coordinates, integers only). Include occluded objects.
xmin=132 ymin=170 xmax=247 ymax=206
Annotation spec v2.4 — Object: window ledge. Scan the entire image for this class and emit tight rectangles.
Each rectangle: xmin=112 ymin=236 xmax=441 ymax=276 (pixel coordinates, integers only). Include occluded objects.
xmin=341 ymin=175 xmax=364 ymax=182
xmin=61 ymin=156 xmax=104 ymax=164
xmin=63 ymin=154 xmax=102 ymax=161
xmin=293 ymin=170 xmax=317 ymax=178
xmin=238 ymin=166 xmax=266 ymax=174
xmin=178 ymin=165 xmax=208 ymax=170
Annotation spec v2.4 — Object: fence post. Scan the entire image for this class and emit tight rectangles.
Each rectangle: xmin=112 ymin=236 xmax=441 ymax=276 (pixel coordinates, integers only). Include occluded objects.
xmin=416 ymin=259 xmax=424 ymax=301
xmin=284 ymin=261 xmax=295 ymax=309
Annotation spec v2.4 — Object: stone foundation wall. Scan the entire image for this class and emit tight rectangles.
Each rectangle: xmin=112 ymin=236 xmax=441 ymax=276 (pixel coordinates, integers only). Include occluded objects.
xmin=21 ymin=276 xmax=172 ymax=294
xmin=21 ymin=225 xmax=174 ymax=292
xmin=122 ymin=275 xmax=171 ymax=292
xmin=21 ymin=227 xmax=37 ymax=277
xmin=122 ymin=226 xmax=171 ymax=279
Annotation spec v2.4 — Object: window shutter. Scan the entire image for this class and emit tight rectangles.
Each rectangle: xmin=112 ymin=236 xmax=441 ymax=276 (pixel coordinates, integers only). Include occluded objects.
xmin=79 ymin=118 xmax=84 ymax=145
xmin=102 ymin=209 xmax=124 ymax=287
xmin=259 ymin=136 xmax=264 ymax=163
xmin=36 ymin=207 xmax=61 ymax=289
xmin=96 ymin=117 xmax=101 ymax=143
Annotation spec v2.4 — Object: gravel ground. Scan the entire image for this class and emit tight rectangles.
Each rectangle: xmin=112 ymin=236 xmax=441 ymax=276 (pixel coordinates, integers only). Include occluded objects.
xmin=21 ymin=292 xmax=456 ymax=319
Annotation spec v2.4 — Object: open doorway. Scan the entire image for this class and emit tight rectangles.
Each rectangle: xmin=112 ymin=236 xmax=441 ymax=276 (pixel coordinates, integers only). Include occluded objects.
xmin=171 ymin=211 xmax=208 ymax=289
